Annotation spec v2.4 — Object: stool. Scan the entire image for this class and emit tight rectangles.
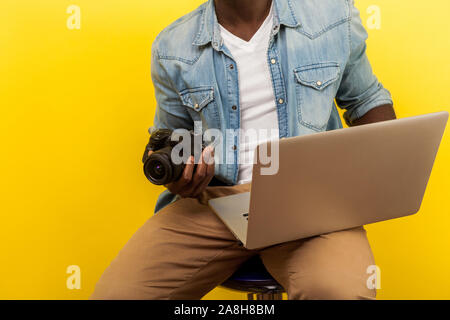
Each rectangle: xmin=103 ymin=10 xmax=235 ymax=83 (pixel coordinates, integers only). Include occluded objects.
xmin=221 ymin=255 xmax=285 ymax=300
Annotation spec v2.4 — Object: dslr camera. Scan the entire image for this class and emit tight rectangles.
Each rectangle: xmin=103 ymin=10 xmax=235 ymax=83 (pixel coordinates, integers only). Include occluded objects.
xmin=143 ymin=129 xmax=206 ymax=185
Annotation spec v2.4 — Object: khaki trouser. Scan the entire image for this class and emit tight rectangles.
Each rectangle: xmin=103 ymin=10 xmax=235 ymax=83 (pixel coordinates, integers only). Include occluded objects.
xmin=91 ymin=184 xmax=376 ymax=300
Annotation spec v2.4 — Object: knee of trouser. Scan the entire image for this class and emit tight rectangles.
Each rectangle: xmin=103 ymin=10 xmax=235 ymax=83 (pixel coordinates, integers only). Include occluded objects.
xmin=287 ymin=271 xmax=376 ymax=300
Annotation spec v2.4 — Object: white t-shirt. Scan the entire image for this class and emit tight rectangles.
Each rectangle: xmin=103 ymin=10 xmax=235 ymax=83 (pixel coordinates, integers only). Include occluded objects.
xmin=219 ymin=3 xmax=279 ymax=184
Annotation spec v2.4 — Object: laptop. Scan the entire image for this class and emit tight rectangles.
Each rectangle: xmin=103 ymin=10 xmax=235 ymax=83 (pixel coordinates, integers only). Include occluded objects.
xmin=208 ymin=112 xmax=448 ymax=250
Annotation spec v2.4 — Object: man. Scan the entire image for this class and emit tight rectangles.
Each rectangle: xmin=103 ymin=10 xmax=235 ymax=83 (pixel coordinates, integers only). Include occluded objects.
xmin=92 ymin=0 xmax=395 ymax=300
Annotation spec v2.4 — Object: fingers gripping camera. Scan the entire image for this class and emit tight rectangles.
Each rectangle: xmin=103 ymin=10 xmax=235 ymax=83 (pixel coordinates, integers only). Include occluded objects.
xmin=143 ymin=129 xmax=210 ymax=185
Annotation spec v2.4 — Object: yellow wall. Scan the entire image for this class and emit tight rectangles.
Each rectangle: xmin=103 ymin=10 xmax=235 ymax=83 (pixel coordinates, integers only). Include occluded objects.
xmin=1 ymin=0 xmax=449 ymax=299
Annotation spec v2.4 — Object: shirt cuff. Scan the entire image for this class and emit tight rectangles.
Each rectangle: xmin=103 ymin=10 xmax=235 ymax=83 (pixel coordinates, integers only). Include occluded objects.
xmin=343 ymin=90 xmax=393 ymax=126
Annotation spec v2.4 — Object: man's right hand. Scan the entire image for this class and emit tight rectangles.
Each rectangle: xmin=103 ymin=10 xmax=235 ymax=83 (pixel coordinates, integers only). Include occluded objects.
xmin=147 ymin=146 xmax=215 ymax=198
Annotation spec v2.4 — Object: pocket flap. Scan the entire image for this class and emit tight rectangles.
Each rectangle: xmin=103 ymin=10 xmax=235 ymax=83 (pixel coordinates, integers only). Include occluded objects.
xmin=179 ymin=86 xmax=214 ymax=111
xmin=294 ymin=62 xmax=340 ymax=90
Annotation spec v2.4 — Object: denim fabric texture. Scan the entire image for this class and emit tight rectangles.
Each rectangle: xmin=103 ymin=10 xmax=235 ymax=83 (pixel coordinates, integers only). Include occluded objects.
xmin=146 ymin=0 xmax=393 ymax=212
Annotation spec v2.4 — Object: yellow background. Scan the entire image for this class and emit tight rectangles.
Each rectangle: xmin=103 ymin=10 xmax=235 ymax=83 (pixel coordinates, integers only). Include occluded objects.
xmin=1 ymin=0 xmax=449 ymax=299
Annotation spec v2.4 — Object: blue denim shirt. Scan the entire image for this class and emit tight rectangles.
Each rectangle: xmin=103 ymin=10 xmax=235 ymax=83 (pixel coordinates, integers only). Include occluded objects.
xmin=146 ymin=0 xmax=393 ymax=213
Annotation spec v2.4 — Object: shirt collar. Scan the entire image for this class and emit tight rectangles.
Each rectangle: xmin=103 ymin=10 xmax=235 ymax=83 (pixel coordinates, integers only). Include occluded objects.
xmin=192 ymin=0 xmax=300 ymax=49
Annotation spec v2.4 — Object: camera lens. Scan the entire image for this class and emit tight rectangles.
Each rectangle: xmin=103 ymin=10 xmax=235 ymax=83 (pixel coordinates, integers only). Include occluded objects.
xmin=151 ymin=161 xmax=165 ymax=179
xmin=143 ymin=150 xmax=177 ymax=185
xmin=143 ymin=142 xmax=187 ymax=186
xmin=144 ymin=158 xmax=171 ymax=185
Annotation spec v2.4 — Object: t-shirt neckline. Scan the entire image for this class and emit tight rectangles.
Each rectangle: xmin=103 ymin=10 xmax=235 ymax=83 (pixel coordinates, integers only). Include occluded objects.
xmin=218 ymin=2 xmax=274 ymax=48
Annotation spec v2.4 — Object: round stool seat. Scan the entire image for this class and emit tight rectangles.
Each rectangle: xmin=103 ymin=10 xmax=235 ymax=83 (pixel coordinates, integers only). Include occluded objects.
xmin=221 ymin=255 xmax=284 ymax=294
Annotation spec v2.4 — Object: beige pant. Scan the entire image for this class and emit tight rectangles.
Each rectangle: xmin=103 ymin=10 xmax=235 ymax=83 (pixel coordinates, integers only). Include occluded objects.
xmin=91 ymin=184 xmax=376 ymax=300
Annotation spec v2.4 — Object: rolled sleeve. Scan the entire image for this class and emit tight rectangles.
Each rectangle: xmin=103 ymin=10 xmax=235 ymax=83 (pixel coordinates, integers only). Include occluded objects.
xmin=336 ymin=0 xmax=393 ymax=126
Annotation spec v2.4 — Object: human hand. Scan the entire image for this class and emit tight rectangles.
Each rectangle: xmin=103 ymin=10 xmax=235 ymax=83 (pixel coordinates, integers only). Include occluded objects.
xmin=147 ymin=146 xmax=215 ymax=198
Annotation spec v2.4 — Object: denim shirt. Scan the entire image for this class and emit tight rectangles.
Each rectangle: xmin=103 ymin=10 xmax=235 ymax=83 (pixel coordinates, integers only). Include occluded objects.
xmin=146 ymin=0 xmax=393 ymax=213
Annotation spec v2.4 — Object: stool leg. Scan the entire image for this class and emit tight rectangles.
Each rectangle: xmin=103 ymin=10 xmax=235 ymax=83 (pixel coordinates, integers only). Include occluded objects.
xmin=272 ymin=292 xmax=283 ymax=300
xmin=254 ymin=291 xmax=283 ymax=300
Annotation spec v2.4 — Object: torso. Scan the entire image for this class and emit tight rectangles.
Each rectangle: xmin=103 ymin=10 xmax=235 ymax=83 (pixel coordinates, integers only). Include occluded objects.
xmin=219 ymin=2 xmax=279 ymax=184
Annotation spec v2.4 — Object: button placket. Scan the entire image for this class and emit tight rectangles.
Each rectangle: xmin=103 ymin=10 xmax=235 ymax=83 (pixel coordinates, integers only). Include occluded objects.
xmin=223 ymin=52 xmax=240 ymax=167
xmin=267 ymin=42 xmax=288 ymax=138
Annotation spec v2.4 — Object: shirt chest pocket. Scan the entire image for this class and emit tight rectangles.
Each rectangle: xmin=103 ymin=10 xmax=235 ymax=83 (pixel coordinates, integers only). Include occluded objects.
xmin=179 ymin=86 xmax=220 ymax=129
xmin=294 ymin=62 xmax=341 ymax=131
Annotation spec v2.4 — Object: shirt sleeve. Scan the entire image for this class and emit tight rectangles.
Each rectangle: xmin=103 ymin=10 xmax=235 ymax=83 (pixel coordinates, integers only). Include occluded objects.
xmin=143 ymin=44 xmax=193 ymax=163
xmin=336 ymin=0 xmax=393 ymax=126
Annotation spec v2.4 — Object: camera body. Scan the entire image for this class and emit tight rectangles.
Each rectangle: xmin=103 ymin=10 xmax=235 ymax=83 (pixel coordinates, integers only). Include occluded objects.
xmin=143 ymin=129 xmax=205 ymax=185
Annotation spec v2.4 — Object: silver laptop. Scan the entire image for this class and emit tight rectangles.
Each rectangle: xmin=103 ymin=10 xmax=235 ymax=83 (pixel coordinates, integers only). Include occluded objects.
xmin=208 ymin=112 xmax=448 ymax=250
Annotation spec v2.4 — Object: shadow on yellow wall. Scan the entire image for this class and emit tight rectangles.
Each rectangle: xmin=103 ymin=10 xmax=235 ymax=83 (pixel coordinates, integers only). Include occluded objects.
xmin=1 ymin=0 xmax=449 ymax=299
